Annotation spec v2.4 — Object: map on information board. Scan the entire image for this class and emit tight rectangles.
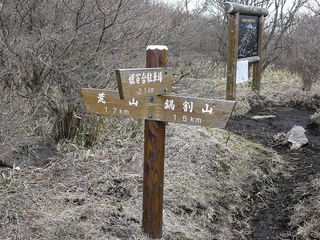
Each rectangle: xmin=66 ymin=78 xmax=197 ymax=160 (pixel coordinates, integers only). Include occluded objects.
xmin=238 ymin=15 xmax=259 ymax=59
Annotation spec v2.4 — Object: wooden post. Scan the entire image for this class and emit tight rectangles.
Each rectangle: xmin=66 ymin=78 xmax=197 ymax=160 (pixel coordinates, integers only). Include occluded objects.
xmin=143 ymin=45 xmax=167 ymax=238
xmin=226 ymin=12 xmax=239 ymax=101
xmin=252 ymin=15 xmax=265 ymax=92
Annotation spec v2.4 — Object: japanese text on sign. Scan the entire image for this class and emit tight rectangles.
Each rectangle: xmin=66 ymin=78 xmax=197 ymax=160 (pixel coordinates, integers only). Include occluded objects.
xmin=82 ymin=89 xmax=236 ymax=128
xmin=128 ymin=72 xmax=163 ymax=85
xmin=116 ymin=68 xmax=173 ymax=99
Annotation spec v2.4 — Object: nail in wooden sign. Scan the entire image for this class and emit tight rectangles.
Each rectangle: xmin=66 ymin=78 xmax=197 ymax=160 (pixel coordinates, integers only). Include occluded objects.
xmin=82 ymin=88 xmax=236 ymax=129
xmin=116 ymin=68 xmax=173 ymax=99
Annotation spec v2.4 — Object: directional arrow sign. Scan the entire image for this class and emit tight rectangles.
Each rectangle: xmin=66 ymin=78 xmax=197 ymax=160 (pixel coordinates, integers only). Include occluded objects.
xmin=116 ymin=68 xmax=173 ymax=99
xmin=82 ymin=88 xmax=236 ymax=129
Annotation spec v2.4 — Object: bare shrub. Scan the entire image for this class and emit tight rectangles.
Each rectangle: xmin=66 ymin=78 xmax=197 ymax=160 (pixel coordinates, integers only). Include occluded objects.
xmin=204 ymin=0 xmax=308 ymax=71
xmin=0 ymin=1 xmax=229 ymax=143
xmin=285 ymin=14 xmax=320 ymax=90
xmin=0 ymin=1 xmax=155 ymax=142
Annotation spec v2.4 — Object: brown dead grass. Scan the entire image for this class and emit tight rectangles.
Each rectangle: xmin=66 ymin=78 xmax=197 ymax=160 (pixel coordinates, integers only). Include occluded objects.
xmin=1 ymin=66 xmax=318 ymax=239
xmin=0 ymin=117 xmax=284 ymax=239
xmin=290 ymin=175 xmax=320 ymax=239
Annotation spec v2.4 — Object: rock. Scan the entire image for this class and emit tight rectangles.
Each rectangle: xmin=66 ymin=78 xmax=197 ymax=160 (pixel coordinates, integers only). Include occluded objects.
xmin=311 ymin=111 xmax=320 ymax=125
xmin=0 ymin=137 xmax=57 ymax=168
xmin=310 ymin=231 xmax=320 ymax=239
xmin=273 ymin=132 xmax=287 ymax=143
xmin=286 ymin=126 xmax=308 ymax=150
xmin=251 ymin=115 xmax=276 ymax=120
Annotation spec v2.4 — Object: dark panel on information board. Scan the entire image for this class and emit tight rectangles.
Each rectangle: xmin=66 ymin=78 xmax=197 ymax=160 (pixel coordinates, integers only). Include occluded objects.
xmin=238 ymin=15 xmax=259 ymax=59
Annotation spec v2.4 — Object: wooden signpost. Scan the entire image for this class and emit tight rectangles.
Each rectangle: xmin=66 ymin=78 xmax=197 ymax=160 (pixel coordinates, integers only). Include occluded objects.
xmin=225 ymin=2 xmax=268 ymax=100
xmin=82 ymin=45 xmax=236 ymax=239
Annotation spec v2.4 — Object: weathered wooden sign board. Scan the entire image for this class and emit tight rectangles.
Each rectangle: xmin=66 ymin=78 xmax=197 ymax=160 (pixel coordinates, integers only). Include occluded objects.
xmin=238 ymin=15 xmax=259 ymax=59
xmin=81 ymin=45 xmax=236 ymax=239
xmin=116 ymin=68 xmax=173 ymax=99
xmin=225 ymin=2 xmax=268 ymax=100
xmin=82 ymin=88 xmax=235 ymax=128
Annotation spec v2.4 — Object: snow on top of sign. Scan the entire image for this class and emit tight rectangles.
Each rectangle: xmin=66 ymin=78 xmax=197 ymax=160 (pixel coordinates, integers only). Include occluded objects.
xmin=146 ymin=45 xmax=168 ymax=50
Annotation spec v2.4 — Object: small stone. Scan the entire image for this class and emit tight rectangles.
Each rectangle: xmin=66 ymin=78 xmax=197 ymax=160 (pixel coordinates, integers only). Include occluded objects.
xmin=286 ymin=126 xmax=308 ymax=150
xmin=251 ymin=115 xmax=276 ymax=120
xmin=273 ymin=132 xmax=287 ymax=143
xmin=311 ymin=111 xmax=320 ymax=125
xmin=0 ymin=137 xmax=57 ymax=168
xmin=310 ymin=231 xmax=320 ymax=239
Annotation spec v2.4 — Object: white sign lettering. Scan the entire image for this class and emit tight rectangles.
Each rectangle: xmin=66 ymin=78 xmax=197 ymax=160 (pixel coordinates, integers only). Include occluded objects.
xmin=183 ymin=101 xmax=194 ymax=113
xmin=202 ymin=104 xmax=213 ymax=114
xmin=97 ymin=93 xmax=106 ymax=104
xmin=164 ymin=99 xmax=175 ymax=111
xmin=129 ymin=98 xmax=139 ymax=107
xmin=127 ymin=71 xmax=163 ymax=85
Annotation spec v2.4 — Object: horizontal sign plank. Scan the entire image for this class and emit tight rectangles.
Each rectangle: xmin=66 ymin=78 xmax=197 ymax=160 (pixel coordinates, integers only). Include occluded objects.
xmin=147 ymin=95 xmax=235 ymax=128
xmin=116 ymin=68 xmax=173 ymax=99
xmin=82 ymin=88 xmax=236 ymax=129
xmin=82 ymin=89 xmax=149 ymax=119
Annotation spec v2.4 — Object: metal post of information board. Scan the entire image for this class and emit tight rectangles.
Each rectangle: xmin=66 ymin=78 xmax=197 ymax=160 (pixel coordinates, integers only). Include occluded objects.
xmin=142 ymin=45 xmax=168 ymax=238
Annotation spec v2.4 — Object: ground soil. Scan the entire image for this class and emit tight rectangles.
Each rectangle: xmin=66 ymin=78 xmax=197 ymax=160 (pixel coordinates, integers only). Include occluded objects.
xmin=228 ymin=104 xmax=320 ymax=240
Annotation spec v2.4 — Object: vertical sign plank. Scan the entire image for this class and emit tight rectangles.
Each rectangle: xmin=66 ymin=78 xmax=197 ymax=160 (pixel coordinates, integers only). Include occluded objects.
xmin=116 ymin=68 xmax=173 ymax=99
xmin=252 ymin=15 xmax=264 ymax=92
xmin=143 ymin=45 xmax=168 ymax=238
xmin=226 ymin=12 xmax=240 ymax=101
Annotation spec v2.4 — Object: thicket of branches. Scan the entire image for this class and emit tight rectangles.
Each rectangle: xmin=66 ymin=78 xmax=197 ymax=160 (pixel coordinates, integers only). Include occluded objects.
xmin=0 ymin=0 xmax=318 ymax=143
xmin=279 ymin=2 xmax=320 ymax=90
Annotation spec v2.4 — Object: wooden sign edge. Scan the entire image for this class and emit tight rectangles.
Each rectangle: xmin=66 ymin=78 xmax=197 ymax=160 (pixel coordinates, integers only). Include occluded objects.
xmin=115 ymin=70 xmax=124 ymax=99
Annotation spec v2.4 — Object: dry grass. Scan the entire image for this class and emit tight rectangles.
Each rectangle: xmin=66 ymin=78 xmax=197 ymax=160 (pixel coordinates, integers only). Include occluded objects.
xmin=231 ymin=68 xmax=320 ymax=116
xmin=290 ymin=175 xmax=320 ymax=239
xmin=175 ymin=66 xmax=320 ymax=117
xmin=0 ymin=118 xmax=284 ymax=239
xmin=1 ymin=66 xmax=318 ymax=239
xmin=253 ymin=68 xmax=319 ymax=107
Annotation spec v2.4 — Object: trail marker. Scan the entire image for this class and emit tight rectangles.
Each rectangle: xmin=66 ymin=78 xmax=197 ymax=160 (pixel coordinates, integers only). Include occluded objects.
xmin=225 ymin=2 xmax=268 ymax=100
xmin=81 ymin=46 xmax=236 ymax=239
xmin=82 ymin=89 xmax=235 ymax=129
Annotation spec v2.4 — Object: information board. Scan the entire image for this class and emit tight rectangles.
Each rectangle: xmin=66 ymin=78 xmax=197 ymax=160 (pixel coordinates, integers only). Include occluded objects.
xmin=238 ymin=15 xmax=259 ymax=59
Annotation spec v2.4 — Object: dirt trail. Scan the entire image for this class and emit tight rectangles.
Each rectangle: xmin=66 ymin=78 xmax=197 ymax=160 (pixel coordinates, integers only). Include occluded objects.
xmin=228 ymin=105 xmax=320 ymax=240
